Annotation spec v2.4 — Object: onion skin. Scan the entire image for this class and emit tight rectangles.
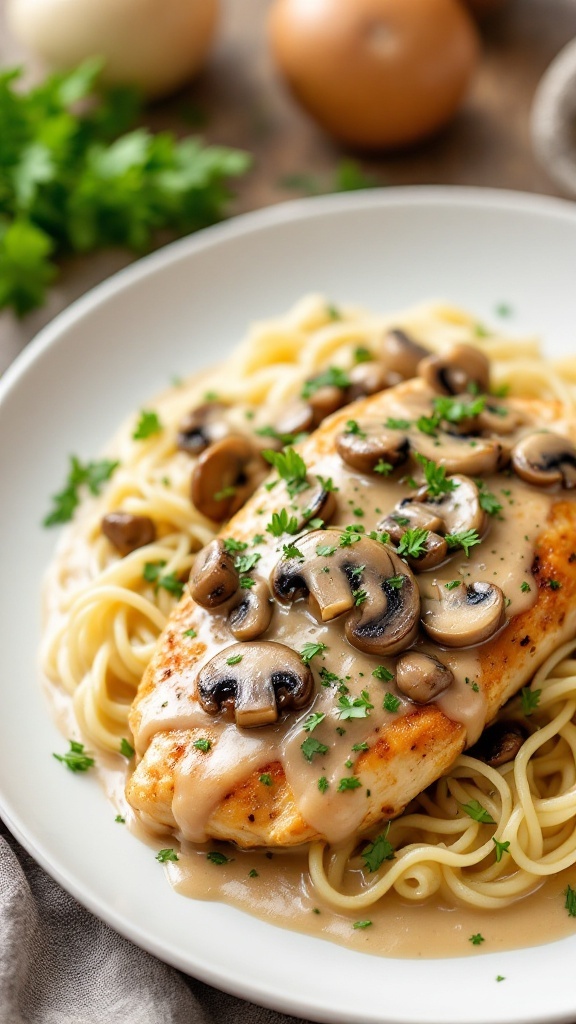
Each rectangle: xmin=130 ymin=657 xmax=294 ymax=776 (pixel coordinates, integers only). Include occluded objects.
xmin=268 ymin=0 xmax=481 ymax=150
xmin=6 ymin=0 xmax=219 ymax=99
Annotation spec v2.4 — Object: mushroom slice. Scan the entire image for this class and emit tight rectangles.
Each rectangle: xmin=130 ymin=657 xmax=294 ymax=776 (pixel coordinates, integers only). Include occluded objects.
xmin=336 ymin=423 xmax=410 ymax=474
xmin=308 ymin=384 xmax=347 ymax=422
xmin=417 ymin=474 xmax=487 ymax=537
xmin=189 ymin=539 xmax=240 ymax=608
xmin=381 ymin=328 xmax=430 ymax=381
xmin=228 ymin=576 xmax=273 ymax=641
xmin=177 ymin=402 xmax=230 ymax=455
xmin=191 ymin=436 xmax=267 ymax=522
xmin=347 ymin=362 xmax=392 ymax=402
xmin=478 ymin=403 xmax=527 ymax=436
xmin=196 ymin=641 xmax=314 ymax=728
xmin=380 ymin=506 xmax=448 ymax=572
xmin=101 ymin=512 xmax=156 ymax=556
xmin=419 ymin=343 xmax=490 ymax=396
xmin=411 ymin=431 xmax=508 ymax=476
xmin=290 ymin=476 xmax=337 ymax=531
xmin=511 ymin=431 xmax=576 ymax=489
xmin=469 ymin=720 xmax=527 ymax=768
xmin=273 ymin=401 xmax=315 ymax=438
xmin=271 ymin=530 xmax=420 ymax=657
xmin=421 ymin=581 xmax=505 ymax=647
xmin=396 ymin=651 xmax=454 ymax=704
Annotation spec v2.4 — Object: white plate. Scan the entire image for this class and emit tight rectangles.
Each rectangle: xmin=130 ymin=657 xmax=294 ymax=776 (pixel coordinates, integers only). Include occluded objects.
xmin=2 ymin=187 xmax=576 ymax=1024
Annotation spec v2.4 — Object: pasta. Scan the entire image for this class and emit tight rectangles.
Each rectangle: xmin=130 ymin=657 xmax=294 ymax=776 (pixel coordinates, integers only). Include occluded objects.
xmin=41 ymin=295 xmax=576 ymax=933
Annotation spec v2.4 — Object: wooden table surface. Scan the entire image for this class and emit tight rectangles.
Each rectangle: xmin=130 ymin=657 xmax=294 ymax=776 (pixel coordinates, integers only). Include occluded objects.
xmin=1 ymin=0 xmax=576 ymax=374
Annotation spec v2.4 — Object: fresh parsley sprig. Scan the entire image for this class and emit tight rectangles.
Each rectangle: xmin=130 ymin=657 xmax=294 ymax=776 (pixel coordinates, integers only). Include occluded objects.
xmin=43 ymin=455 xmax=119 ymax=526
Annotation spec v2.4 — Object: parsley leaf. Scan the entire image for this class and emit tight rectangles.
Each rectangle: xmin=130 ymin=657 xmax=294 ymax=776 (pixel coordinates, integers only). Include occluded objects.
xmin=353 ymin=920 xmax=372 ymax=929
xmin=133 ymin=409 xmax=162 ymax=440
xmin=193 ymin=738 xmax=211 ymax=753
xmin=521 ymin=687 xmax=541 ymax=716
xmin=336 ymin=691 xmax=373 ymax=720
xmin=267 ymin=509 xmax=300 ymax=537
xmin=362 ymin=826 xmax=395 ymax=871
xmin=223 ymin=537 xmax=248 ymax=554
xmin=300 ymin=642 xmax=327 ymax=664
xmin=461 ymin=799 xmax=496 ymax=824
xmin=445 ymin=529 xmax=481 ymax=557
xmin=234 ymin=552 xmax=262 ymax=573
xmin=53 ymin=739 xmax=95 ymax=773
xmin=493 ymin=838 xmax=510 ymax=862
xmin=565 ymin=883 xmax=576 ymax=917
xmin=302 ymin=712 xmax=326 ymax=732
xmin=397 ymin=527 xmax=430 ymax=559
xmin=414 ymin=453 xmax=457 ymax=497
xmin=119 ymin=738 xmax=134 ymax=758
xmin=263 ymin=447 xmax=308 ymax=497
xmin=337 ymin=776 xmax=362 ymax=791
xmin=301 ymin=737 xmax=329 ymax=762
xmin=301 ymin=367 xmax=350 ymax=399
xmin=43 ymin=455 xmax=119 ymax=526
xmin=469 ymin=933 xmax=485 ymax=946
xmin=156 ymin=848 xmax=178 ymax=863
xmin=207 ymin=851 xmax=230 ymax=865
xmin=143 ymin=561 xmax=184 ymax=598
xmin=372 ymin=665 xmax=394 ymax=682
xmin=383 ymin=692 xmax=401 ymax=713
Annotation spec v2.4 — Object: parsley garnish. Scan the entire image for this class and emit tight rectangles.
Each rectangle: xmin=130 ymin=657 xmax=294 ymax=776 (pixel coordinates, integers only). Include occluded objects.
xmin=318 ymin=776 xmax=329 ymax=792
xmin=433 ymin=394 xmax=486 ymax=424
xmin=53 ymin=740 xmax=95 ymax=773
xmin=521 ymin=687 xmax=541 ymax=716
xmin=213 ymin=485 xmax=236 ymax=502
xmin=316 ymin=544 xmax=336 ymax=557
xmin=248 ymin=868 xmax=259 ymax=878
xmin=477 ymin=483 xmax=503 ymax=517
xmin=240 ymin=576 xmax=256 ymax=589
xmin=352 ymin=741 xmax=369 ymax=752
xmin=397 ymin=527 xmax=430 ymax=559
xmin=461 ymin=799 xmax=496 ymax=824
xmin=345 ymin=419 xmax=366 ymax=437
xmin=156 ymin=848 xmax=178 ymax=863
xmin=353 ymin=589 xmax=368 ymax=606
xmin=362 ymin=826 xmax=395 ymax=871
xmin=234 ymin=552 xmax=262 ymax=573
xmin=183 ymin=628 xmax=197 ymax=638
xmin=259 ymin=773 xmax=273 ymax=786
xmin=414 ymin=453 xmax=457 ymax=497
xmin=565 ymin=884 xmax=576 ymax=917
xmin=337 ymin=776 xmax=362 ymax=791
xmin=207 ymin=851 xmax=230 ymax=865
xmin=374 ymin=459 xmax=393 ymax=476
xmin=43 ymin=455 xmax=119 ymax=526
xmin=267 ymin=508 xmax=299 ymax=537
xmin=383 ymin=692 xmax=401 ymax=713
xmin=302 ymin=712 xmax=326 ymax=732
xmin=301 ymin=737 xmax=329 ymax=762
xmin=193 ymin=738 xmax=212 ymax=753
xmin=282 ymin=543 xmax=304 ymax=559
xmin=550 ymin=579 xmax=562 ymax=590
xmin=445 ymin=580 xmax=461 ymax=590
xmin=263 ymin=447 xmax=309 ymax=497
xmin=493 ymin=838 xmax=510 ymax=862
xmin=120 ymin=738 xmax=134 ymax=758
xmin=300 ymin=642 xmax=327 ymax=664
xmin=223 ymin=537 xmax=248 ymax=554
xmin=301 ymin=367 xmax=350 ymax=399
xmin=521 ymin=581 xmax=531 ymax=593
xmin=354 ymin=346 xmax=371 ymax=363
xmin=226 ymin=654 xmax=243 ymax=666
xmin=317 ymin=475 xmax=338 ymax=493
xmin=133 ymin=409 xmax=162 ymax=440
xmin=469 ymin=933 xmax=485 ymax=946
xmin=445 ymin=529 xmax=481 ymax=557
xmin=115 ymin=814 xmax=125 ymax=824
xmin=385 ymin=417 xmax=411 ymax=430
xmin=143 ymin=561 xmax=184 ymax=598
xmin=336 ymin=691 xmax=373 ymax=720
xmin=385 ymin=574 xmax=404 ymax=589
xmin=353 ymin=920 xmax=372 ymax=929
xmin=372 ymin=666 xmax=394 ymax=682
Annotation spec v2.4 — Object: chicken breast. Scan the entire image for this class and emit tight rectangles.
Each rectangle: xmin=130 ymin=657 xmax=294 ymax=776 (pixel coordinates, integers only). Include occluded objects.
xmin=127 ymin=376 xmax=576 ymax=848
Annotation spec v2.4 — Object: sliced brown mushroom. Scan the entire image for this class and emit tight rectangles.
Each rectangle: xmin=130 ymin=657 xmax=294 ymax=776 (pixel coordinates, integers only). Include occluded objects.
xmin=191 ymin=436 xmax=267 ymax=522
xmin=347 ymin=362 xmax=392 ymax=402
xmin=196 ymin=641 xmax=314 ymax=727
xmin=419 ymin=343 xmax=490 ymax=396
xmin=411 ymin=429 xmax=509 ymax=476
xmin=271 ymin=530 xmax=420 ymax=657
xmin=228 ymin=576 xmax=273 ymax=641
xmin=478 ymin=403 xmax=526 ymax=436
xmin=421 ymin=474 xmax=487 ymax=537
xmin=511 ymin=431 xmax=576 ymax=489
xmin=396 ymin=651 xmax=454 ymax=704
xmin=381 ymin=328 xmax=430 ymax=381
xmin=101 ymin=512 xmax=156 ymax=556
xmin=421 ymin=580 xmax=505 ymax=647
xmin=469 ymin=720 xmax=527 ymax=767
xmin=308 ymin=384 xmax=347 ymax=421
xmin=289 ymin=476 xmax=337 ymax=531
xmin=273 ymin=401 xmax=315 ymax=438
xmin=189 ymin=539 xmax=240 ymax=608
xmin=380 ymin=504 xmax=448 ymax=571
xmin=336 ymin=422 xmax=410 ymax=474
xmin=177 ymin=402 xmax=230 ymax=455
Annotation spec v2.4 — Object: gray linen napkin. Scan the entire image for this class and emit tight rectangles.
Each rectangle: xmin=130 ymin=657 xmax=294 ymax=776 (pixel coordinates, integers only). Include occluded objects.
xmin=0 ymin=820 xmax=311 ymax=1024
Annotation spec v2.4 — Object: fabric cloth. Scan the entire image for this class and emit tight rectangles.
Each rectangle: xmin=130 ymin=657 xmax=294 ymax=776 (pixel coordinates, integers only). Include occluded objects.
xmin=0 ymin=819 xmax=311 ymax=1024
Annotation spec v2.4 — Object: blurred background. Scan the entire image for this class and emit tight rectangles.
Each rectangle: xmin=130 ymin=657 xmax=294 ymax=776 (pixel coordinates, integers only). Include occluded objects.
xmin=1 ymin=0 xmax=576 ymax=375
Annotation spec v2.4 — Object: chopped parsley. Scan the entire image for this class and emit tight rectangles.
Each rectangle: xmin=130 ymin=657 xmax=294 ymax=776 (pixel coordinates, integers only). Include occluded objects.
xmin=223 ymin=537 xmax=248 ymax=554
xmin=372 ymin=665 xmax=394 ymax=682
xmin=256 ymin=425 xmax=307 ymax=446
xmin=119 ymin=738 xmax=134 ymax=758
xmin=345 ymin=419 xmax=366 ymax=437
xmin=469 ymin=933 xmax=485 ymax=946
xmin=374 ymin=459 xmax=393 ymax=476
xmin=353 ymin=920 xmax=373 ymax=930
xmin=414 ymin=453 xmax=457 ymax=497
xmin=565 ymin=884 xmax=576 ymax=917
xmin=445 ymin=529 xmax=481 ymax=557
xmin=353 ymin=589 xmax=368 ymax=606
xmin=240 ymin=576 xmax=256 ymax=589
xmin=316 ymin=544 xmax=336 ymax=557
xmin=234 ymin=552 xmax=262 ymax=573
xmin=259 ymin=773 xmax=273 ymax=786
xmin=550 ymin=579 xmax=562 ymax=590
xmin=337 ymin=776 xmax=362 ymax=792
xmin=43 ymin=455 xmax=119 ymax=526
xmin=143 ymin=561 xmax=185 ymax=598
xmin=354 ymin=346 xmax=371 ymax=363
xmin=397 ymin=527 xmax=430 ymax=559
xmin=193 ymin=738 xmax=212 ymax=753
xmin=207 ymin=851 xmax=230 ymax=865
xmin=133 ymin=409 xmax=163 ymax=440
xmin=156 ymin=848 xmax=178 ymax=863
xmin=520 ymin=581 xmax=531 ymax=593
xmin=477 ymin=483 xmax=503 ymax=517
xmin=302 ymin=712 xmax=326 ymax=732
xmin=362 ymin=828 xmax=395 ymax=872
xmin=385 ymin=417 xmax=411 ymax=430
xmin=213 ymin=485 xmax=236 ymax=501
xmin=183 ymin=628 xmax=197 ymax=638
xmin=385 ymin=574 xmax=404 ymax=589
xmin=318 ymin=776 xmax=329 ymax=793
xmin=248 ymin=868 xmax=259 ymax=878
xmin=521 ymin=687 xmax=541 ymax=716
xmin=115 ymin=814 xmax=125 ymax=824
xmin=301 ymin=737 xmax=329 ymax=762
xmin=383 ymin=692 xmax=401 ymax=713
xmin=433 ymin=394 xmax=486 ymax=424
xmin=445 ymin=580 xmax=461 ymax=590
xmin=267 ymin=508 xmax=299 ymax=537
xmin=301 ymin=367 xmax=350 ymax=399
xmin=263 ymin=447 xmax=309 ymax=497
xmin=226 ymin=654 xmax=243 ymax=666
xmin=336 ymin=691 xmax=374 ymax=720
xmin=461 ymin=799 xmax=496 ymax=824
xmin=300 ymin=641 xmax=327 ymax=664
xmin=282 ymin=543 xmax=304 ymax=559
xmin=53 ymin=740 xmax=95 ymax=773
xmin=493 ymin=838 xmax=510 ymax=862
xmin=352 ymin=741 xmax=369 ymax=752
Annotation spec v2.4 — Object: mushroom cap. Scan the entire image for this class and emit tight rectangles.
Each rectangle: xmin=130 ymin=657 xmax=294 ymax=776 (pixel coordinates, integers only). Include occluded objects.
xmin=290 ymin=476 xmax=337 ymax=531
xmin=418 ymin=343 xmax=491 ymax=396
xmin=228 ymin=575 xmax=274 ymax=641
xmin=308 ymin=384 xmax=347 ymax=421
xmin=469 ymin=719 xmax=527 ymax=767
xmin=421 ymin=580 xmax=505 ymax=647
xmin=418 ymin=474 xmax=487 ymax=537
xmin=347 ymin=361 xmax=392 ymax=402
xmin=511 ymin=430 xmax=576 ymax=489
xmin=381 ymin=328 xmax=429 ymax=381
xmin=191 ymin=436 xmax=267 ymax=522
xmin=274 ymin=400 xmax=315 ymax=438
xmin=101 ymin=512 xmax=156 ymax=556
xmin=177 ymin=401 xmax=230 ymax=455
xmin=271 ymin=530 xmax=420 ymax=657
xmin=196 ymin=641 xmax=314 ymax=728
xmin=336 ymin=423 xmax=410 ymax=474
xmin=411 ymin=429 xmax=508 ymax=476
xmin=396 ymin=651 xmax=454 ymax=704
xmin=189 ymin=539 xmax=240 ymax=608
